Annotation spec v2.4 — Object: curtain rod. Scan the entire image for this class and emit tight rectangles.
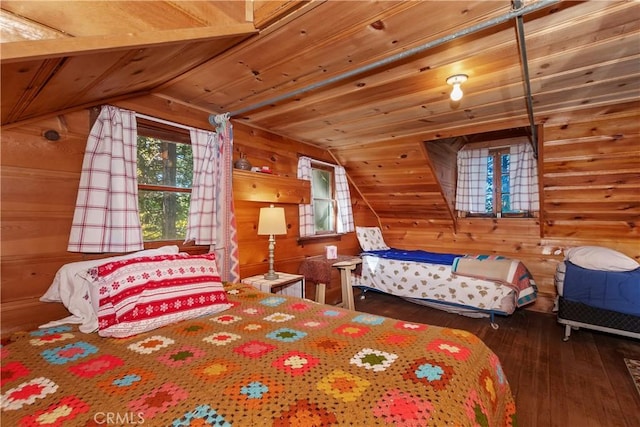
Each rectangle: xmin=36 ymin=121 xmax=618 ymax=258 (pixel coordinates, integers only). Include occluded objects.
xmin=299 ymin=155 xmax=339 ymax=168
xmin=135 ymin=112 xmax=193 ymax=132
xmin=226 ymin=0 xmax=559 ymax=118
xmin=310 ymin=158 xmax=339 ymax=168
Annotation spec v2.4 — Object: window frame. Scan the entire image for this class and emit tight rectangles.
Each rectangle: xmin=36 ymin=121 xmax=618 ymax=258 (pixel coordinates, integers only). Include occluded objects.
xmin=309 ymin=162 xmax=338 ymax=235
xmin=136 ymin=119 xmax=195 ymax=245
xmin=490 ymin=147 xmax=529 ymax=218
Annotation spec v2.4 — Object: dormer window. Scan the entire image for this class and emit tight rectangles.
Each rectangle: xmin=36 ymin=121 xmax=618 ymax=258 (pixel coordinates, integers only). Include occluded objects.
xmin=456 ymin=142 xmax=539 ymax=218
xmin=425 ymin=126 xmax=540 ymax=221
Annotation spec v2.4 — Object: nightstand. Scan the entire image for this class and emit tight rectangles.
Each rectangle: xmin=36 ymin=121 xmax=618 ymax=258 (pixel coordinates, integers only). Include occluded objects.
xmin=241 ymin=272 xmax=306 ymax=299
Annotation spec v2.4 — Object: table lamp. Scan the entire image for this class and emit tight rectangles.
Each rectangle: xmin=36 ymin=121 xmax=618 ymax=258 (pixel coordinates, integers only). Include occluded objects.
xmin=258 ymin=204 xmax=287 ymax=280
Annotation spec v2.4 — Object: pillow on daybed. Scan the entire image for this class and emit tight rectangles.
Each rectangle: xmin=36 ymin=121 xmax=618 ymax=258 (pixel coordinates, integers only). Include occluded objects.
xmin=40 ymin=245 xmax=180 ymax=333
xmin=356 ymin=226 xmax=390 ymax=252
xmin=92 ymin=252 xmax=232 ymax=338
xmin=564 ymin=246 xmax=639 ymax=272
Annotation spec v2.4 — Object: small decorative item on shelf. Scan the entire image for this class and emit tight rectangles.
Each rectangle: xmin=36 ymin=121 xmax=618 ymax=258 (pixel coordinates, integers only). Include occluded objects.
xmin=234 ymin=153 xmax=252 ymax=170
xmin=325 ymin=245 xmax=338 ymax=259
xmin=252 ymin=166 xmax=273 ymax=174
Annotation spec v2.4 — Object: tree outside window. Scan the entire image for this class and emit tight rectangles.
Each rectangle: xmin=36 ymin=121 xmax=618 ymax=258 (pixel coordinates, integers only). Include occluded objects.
xmin=485 ymin=148 xmax=524 ymax=217
xmin=137 ymin=124 xmax=193 ymax=241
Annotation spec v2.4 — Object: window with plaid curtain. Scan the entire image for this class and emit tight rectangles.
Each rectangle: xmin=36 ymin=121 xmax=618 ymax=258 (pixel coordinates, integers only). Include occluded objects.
xmin=69 ymin=108 xmax=240 ymax=283
xmin=455 ymin=144 xmax=539 ymax=215
xmin=297 ymin=156 xmax=354 ymax=236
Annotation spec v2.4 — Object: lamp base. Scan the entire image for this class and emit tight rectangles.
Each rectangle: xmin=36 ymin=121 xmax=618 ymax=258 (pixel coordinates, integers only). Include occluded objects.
xmin=263 ymin=272 xmax=279 ymax=280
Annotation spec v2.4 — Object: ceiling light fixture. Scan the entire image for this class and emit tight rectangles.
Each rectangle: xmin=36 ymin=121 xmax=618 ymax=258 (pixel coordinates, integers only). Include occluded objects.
xmin=446 ymin=74 xmax=468 ymax=101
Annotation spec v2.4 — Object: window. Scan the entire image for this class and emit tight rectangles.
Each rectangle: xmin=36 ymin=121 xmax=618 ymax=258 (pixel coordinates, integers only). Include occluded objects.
xmin=455 ymin=142 xmax=538 ymax=218
xmin=310 ymin=163 xmax=336 ymax=233
xmin=136 ymin=122 xmax=193 ymax=241
xmin=484 ymin=148 xmax=525 ymax=217
xmin=297 ymin=155 xmax=354 ymax=237
xmin=429 ymin=127 xmax=538 ymax=219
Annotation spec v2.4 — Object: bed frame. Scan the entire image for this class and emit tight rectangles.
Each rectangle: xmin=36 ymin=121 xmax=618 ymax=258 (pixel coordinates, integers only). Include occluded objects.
xmin=557 ymin=297 xmax=640 ymax=341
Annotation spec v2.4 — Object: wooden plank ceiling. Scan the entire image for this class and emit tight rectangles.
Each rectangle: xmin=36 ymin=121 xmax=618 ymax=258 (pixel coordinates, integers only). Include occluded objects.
xmin=1 ymin=0 xmax=638 ymax=222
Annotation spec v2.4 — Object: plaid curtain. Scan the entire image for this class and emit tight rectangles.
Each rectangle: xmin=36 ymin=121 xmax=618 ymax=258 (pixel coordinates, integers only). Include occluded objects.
xmin=68 ymin=105 xmax=143 ymax=252
xmin=510 ymin=143 xmax=540 ymax=211
xmin=297 ymin=156 xmax=315 ymax=237
xmin=455 ymin=147 xmax=489 ymax=212
xmin=186 ymin=128 xmax=218 ymax=244
xmin=335 ymin=166 xmax=354 ymax=233
xmin=188 ymin=115 xmax=240 ymax=283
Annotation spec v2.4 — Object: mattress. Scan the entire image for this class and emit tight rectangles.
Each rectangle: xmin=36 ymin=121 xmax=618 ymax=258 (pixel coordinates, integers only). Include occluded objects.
xmin=353 ymin=253 xmax=517 ymax=316
xmin=561 ymin=261 xmax=640 ymax=317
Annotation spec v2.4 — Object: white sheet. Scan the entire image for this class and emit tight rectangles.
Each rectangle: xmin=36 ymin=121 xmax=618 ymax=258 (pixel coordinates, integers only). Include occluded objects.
xmin=352 ymin=254 xmax=516 ymax=314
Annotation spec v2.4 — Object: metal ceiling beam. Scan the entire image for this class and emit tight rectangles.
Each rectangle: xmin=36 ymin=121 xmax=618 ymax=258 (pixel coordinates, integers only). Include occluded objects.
xmin=513 ymin=0 xmax=539 ymax=158
xmin=215 ymin=0 xmax=559 ymax=126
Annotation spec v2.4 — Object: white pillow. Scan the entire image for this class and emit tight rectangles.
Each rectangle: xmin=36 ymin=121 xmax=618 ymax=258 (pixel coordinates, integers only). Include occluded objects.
xmin=564 ymin=246 xmax=639 ymax=272
xmin=41 ymin=245 xmax=180 ymax=302
xmin=40 ymin=246 xmax=180 ymax=333
xmin=356 ymin=226 xmax=390 ymax=251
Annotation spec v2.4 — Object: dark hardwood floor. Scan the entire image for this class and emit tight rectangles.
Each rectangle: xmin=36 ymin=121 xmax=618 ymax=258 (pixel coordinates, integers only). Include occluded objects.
xmin=352 ymin=289 xmax=640 ymax=427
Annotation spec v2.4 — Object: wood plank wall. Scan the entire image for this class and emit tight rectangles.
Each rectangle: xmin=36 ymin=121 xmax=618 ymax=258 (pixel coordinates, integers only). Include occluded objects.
xmin=0 ymin=96 xmax=376 ymax=337
xmin=373 ymin=105 xmax=640 ymax=313
xmin=1 ymin=96 xmax=636 ymax=335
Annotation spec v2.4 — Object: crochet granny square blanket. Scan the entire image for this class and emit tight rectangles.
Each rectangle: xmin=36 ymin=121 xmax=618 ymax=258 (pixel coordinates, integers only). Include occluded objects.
xmin=1 ymin=283 xmax=516 ymax=426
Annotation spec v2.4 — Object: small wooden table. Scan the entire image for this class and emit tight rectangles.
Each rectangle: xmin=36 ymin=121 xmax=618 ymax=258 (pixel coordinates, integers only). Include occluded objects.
xmin=299 ymin=255 xmax=361 ymax=305
xmin=332 ymin=258 xmax=362 ymax=310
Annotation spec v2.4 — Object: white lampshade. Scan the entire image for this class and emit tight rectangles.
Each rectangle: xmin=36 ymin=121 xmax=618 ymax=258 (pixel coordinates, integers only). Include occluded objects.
xmin=258 ymin=205 xmax=287 ymax=235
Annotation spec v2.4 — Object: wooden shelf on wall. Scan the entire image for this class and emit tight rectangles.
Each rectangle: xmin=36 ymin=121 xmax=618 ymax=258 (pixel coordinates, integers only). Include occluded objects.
xmin=233 ymin=169 xmax=310 ymax=204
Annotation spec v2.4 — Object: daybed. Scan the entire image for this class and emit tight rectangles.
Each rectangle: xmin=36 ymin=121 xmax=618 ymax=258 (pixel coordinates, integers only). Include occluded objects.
xmin=353 ymin=227 xmax=538 ymax=322
xmin=554 ymin=246 xmax=640 ymax=341
xmin=1 ymin=249 xmax=517 ymax=426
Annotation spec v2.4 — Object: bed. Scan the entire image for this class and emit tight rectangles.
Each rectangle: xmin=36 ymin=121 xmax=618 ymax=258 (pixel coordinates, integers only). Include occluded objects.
xmin=554 ymin=246 xmax=640 ymax=341
xmin=353 ymin=227 xmax=538 ymax=322
xmin=1 ymin=250 xmax=517 ymax=426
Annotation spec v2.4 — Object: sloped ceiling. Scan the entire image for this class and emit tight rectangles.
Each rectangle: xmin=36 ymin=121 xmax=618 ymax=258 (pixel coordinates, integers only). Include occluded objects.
xmin=2 ymin=0 xmax=639 ymax=221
